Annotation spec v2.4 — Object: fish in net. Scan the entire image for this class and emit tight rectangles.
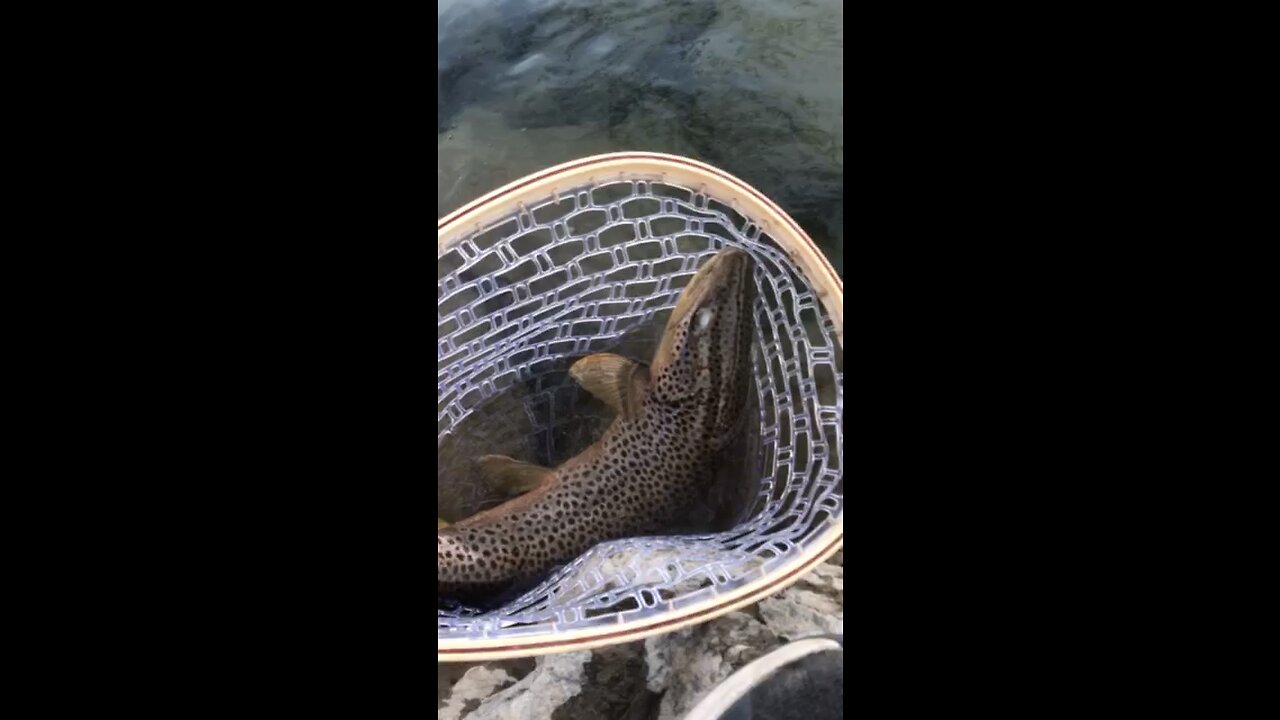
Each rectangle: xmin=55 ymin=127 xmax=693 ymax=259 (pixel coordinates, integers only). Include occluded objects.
xmin=438 ymin=153 xmax=842 ymax=661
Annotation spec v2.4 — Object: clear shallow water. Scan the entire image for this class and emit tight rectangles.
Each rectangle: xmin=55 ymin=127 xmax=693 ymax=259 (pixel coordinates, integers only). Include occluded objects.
xmin=438 ymin=0 xmax=844 ymax=277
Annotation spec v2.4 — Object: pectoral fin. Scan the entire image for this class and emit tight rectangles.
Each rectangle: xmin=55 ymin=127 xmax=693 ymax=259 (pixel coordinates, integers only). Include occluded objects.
xmin=476 ymin=454 xmax=555 ymax=496
xmin=569 ymin=353 xmax=650 ymax=422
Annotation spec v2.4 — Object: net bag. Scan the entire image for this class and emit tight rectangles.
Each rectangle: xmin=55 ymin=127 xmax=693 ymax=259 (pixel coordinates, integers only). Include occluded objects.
xmin=438 ymin=152 xmax=843 ymax=661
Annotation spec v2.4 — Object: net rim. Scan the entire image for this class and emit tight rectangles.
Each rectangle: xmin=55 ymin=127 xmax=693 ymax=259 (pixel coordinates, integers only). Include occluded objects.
xmin=438 ymin=152 xmax=842 ymax=347
xmin=438 ymin=152 xmax=843 ymax=662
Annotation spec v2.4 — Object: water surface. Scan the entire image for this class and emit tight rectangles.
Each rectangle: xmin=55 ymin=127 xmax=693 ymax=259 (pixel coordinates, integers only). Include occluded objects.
xmin=438 ymin=0 xmax=844 ymax=276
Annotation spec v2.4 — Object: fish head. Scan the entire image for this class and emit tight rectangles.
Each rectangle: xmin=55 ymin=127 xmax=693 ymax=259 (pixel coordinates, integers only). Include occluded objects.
xmin=648 ymin=247 xmax=757 ymax=445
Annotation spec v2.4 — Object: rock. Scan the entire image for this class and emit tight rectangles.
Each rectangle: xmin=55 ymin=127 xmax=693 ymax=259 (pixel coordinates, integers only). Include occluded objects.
xmin=757 ymin=591 xmax=843 ymax=640
xmin=796 ymin=558 xmax=844 ymax=597
xmin=437 ymin=557 xmax=844 ymax=719
xmin=641 ymin=558 xmax=844 ymax=719
xmin=552 ymin=644 xmax=657 ymax=720
xmin=644 ymin=610 xmax=783 ymax=720
xmin=756 ymin=559 xmax=844 ymax=639
xmin=459 ymin=651 xmax=591 ymax=720
xmin=439 ymin=665 xmax=520 ymax=720
xmin=438 ymin=658 xmax=535 ymax=716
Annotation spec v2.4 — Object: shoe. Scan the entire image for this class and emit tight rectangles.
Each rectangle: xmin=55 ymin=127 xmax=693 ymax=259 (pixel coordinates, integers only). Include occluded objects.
xmin=682 ymin=634 xmax=843 ymax=720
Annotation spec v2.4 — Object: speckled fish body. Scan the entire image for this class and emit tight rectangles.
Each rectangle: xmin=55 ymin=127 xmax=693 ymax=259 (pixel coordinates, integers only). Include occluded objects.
xmin=438 ymin=247 xmax=756 ymax=602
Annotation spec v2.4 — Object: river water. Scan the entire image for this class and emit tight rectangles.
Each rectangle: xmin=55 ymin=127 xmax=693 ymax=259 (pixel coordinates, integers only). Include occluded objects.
xmin=438 ymin=0 xmax=844 ymax=277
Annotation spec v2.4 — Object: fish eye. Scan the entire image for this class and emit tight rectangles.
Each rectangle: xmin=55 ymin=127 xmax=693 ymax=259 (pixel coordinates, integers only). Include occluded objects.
xmin=695 ymin=308 xmax=714 ymax=332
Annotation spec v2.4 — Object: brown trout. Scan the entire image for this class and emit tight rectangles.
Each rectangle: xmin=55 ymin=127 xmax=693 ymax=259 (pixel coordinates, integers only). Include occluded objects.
xmin=438 ymin=247 xmax=756 ymax=603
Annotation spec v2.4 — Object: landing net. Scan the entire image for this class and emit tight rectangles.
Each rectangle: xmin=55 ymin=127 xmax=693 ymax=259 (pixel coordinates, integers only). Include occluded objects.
xmin=438 ymin=153 xmax=843 ymax=657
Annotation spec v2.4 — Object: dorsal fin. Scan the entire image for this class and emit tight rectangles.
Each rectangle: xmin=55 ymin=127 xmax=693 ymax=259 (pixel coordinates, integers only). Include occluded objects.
xmin=569 ymin=353 xmax=649 ymax=422
xmin=476 ymin=454 xmax=555 ymax=496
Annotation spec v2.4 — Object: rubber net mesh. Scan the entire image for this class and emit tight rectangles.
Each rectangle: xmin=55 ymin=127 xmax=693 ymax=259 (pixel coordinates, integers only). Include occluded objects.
xmin=439 ymin=177 xmax=843 ymax=638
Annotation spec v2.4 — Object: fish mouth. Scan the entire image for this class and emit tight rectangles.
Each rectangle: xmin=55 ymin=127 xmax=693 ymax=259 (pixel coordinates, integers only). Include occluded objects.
xmin=673 ymin=247 xmax=752 ymax=314
xmin=651 ymin=246 xmax=755 ymax=381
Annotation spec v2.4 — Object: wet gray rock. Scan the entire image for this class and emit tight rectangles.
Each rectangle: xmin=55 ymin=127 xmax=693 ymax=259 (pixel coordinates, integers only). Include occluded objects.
xmin=642 ymin=559 xmax=844 ymax=719
xmin=756 ymin=560 xmax=844 ymax=639
xmin=438 ymin=658 xmax=536 ymax=717
xmin=453 ymin=651 xmax=591 ymax=720
xmin=553 ymin=644 xmax=658 ymax=720
xmin=439 ymin=665 xmax=519 ymax=720
xmin=645 ymin=609 xmax=782 ymax=720
xmin=437 ymin=557 xmax=844 ymax=719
